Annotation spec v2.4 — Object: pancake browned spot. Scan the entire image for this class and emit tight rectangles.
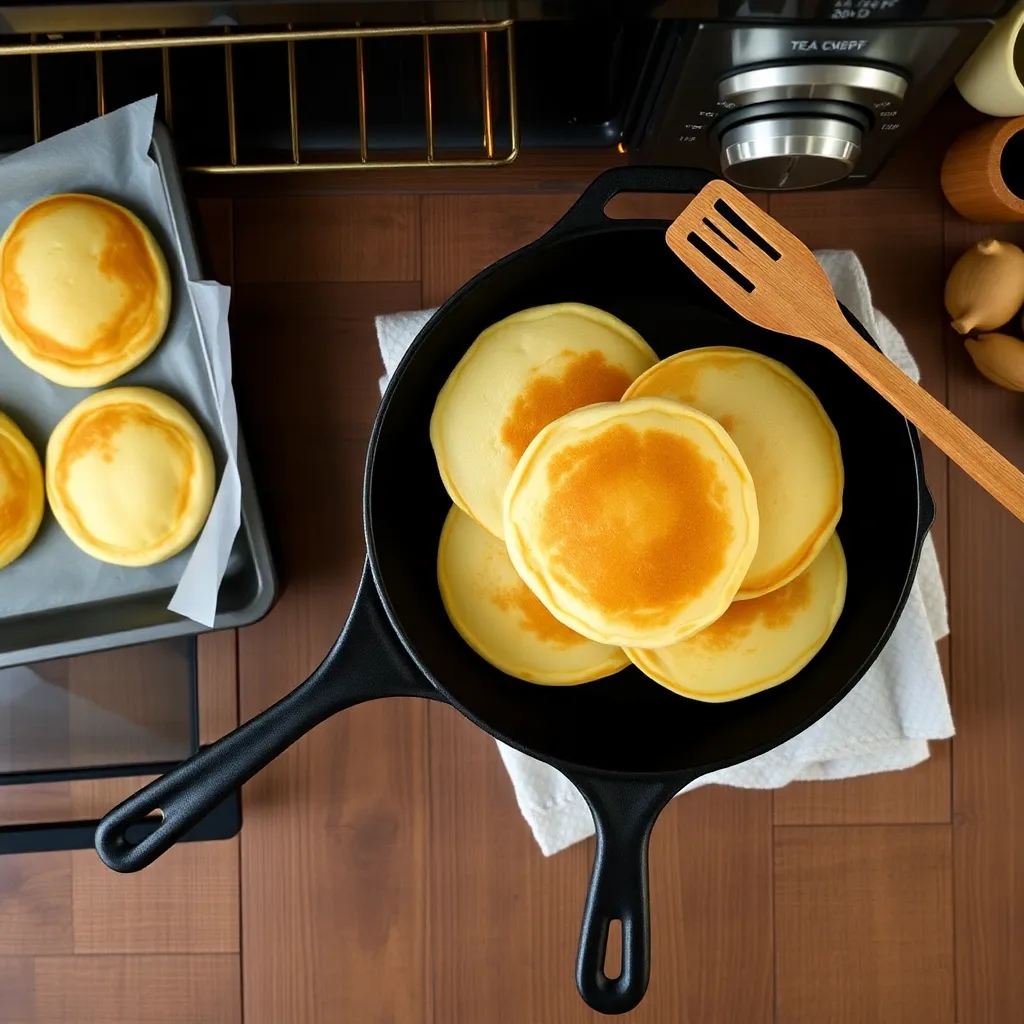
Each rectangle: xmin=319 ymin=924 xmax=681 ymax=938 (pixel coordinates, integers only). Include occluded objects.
xmin=500 ymin=349 xmax=635 ymax=463
xmin=46 ymin=387 xmax=214 ymax=568
xmin=504 ymin=397 xmax=759 ymax=649
xmin=625 ymin=346 xmax=843 ymax=598
xmin=626 ymin=534 xmax=847 ymax=702
xmin=430 ymin=303 xmax=657 ymax=538
xmin=0 ymin=410 xmax=43 ymax=570
xmin=539 ymin=423 xmax=735 ymax=628
xmin=437 ymin=505 xmax=627 ymax=685
xmin=0 ymin=194 xmax=171 ymax=387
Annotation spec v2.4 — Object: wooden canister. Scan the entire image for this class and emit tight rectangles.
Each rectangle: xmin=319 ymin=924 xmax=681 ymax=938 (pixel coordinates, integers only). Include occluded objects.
xmin=941 ymin=116 xmax=1024 ymax=222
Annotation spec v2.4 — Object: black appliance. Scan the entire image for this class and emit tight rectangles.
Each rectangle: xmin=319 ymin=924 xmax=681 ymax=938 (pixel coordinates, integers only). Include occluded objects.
xmin=0 ymin=0 xmax=1010 ymax=187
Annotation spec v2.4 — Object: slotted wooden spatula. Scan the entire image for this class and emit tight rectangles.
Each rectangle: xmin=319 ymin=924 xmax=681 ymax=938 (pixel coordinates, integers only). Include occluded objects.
xmin=666 ymin=179 xmax=1024 ymax=525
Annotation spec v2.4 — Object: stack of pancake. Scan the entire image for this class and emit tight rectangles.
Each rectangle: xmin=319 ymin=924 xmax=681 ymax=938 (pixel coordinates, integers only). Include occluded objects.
xmin=0 ymin=193 xmax=214 ymax=571
xmin=431 ymin=303 xmax=846 ymax=702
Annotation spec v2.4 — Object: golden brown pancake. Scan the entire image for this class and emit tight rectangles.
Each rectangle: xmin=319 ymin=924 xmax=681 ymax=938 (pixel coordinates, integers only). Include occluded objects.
xmin=46 ymin=387 xmax=214 ymax=567
xmin=626 ymin=534 xmax=847 ymax=702
xmin=430 ymin=303 xmax=657 ymax=538
xmin=438 ymin=505 xmax=627 ymax=684
xmin=0 ymin=410 xmax=44 ymax=570
xmin=504 ymin=397 xmax=759 ymax=649
xmin=0 ymin=194 xmax=171 ymax=387
xmin=624 ymin=347 xmax=842 ymax=598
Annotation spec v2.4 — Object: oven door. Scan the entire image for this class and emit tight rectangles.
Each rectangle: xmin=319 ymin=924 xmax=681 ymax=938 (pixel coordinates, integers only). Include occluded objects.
xmin=0 ymin=4 xmax=662 ymax=174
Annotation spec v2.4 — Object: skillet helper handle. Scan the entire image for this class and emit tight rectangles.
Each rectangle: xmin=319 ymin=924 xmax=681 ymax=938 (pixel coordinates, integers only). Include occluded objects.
xmin=917 ymin=459 xmax=936 ymax=540
xmin=548 ymin=166 xmax=718 ymax=237
xmin=96 ymin=563 xmax=435 ymax=873
xmin=830 ymin=322 xmax=1024 ymax=524
xmin=570 ymin=773 xmax=690 ymax=1015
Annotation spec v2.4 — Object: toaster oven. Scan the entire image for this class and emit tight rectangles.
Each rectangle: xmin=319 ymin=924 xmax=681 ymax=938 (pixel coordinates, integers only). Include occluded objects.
xmin=0 ymin=0 xmax=1011 ymax=188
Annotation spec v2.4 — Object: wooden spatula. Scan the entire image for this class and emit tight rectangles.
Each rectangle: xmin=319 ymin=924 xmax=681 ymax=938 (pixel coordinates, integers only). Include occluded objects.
xmin=666 ymin=179 xmax=1024 ymax=525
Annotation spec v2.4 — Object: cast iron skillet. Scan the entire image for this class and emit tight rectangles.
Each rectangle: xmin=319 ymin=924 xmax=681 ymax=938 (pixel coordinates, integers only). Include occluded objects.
xmin=96 ymin=166 xmax=933 ymax=1015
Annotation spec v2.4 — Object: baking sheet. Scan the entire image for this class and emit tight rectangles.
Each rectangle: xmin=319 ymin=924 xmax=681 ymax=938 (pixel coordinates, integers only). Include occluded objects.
xmin=0 ymin=97 xmax=240 ymax=627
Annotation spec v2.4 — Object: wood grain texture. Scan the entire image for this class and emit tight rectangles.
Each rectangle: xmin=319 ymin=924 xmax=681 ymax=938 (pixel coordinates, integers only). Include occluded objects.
xmin=197 ymin=629 xmax=239 ymax=745
xmin=0 ymin=783 xmax=73 ymax=828
xmin=241 ymin=698 xmax=429 ymax=1024
xmin=653 ymin=785 xmax=773 ymax=1024
xmin=773 ymin=756 xmax=951 ymax=825
xmin=232 ymin=281 xmax=418 ymax=441
xmin=774 ymin=825 xmax=954 ymax=1024
xmin=604 ymin=191 xmax=767 ymax=222
xmin=0 ymin=774 xmax=157 ymax=832
xmin=940 ymin=117 xmax=1024 ymax=223
xmin=234 ymin=195 xmax=420 ymax=282
xmin=769 ymin=185 xmax=952 ymax=826
xmin=32 ymin=954 xmax=240 ymax=1023
xmin=944 ymin=213 xmax=1024 ymax=1024
xmin=66 ymin=644 xmax=194 ymax=764
xmin=232 ymin=199 xmax=428 ymax=1023
xmin=0 ymin=854 xmax=72 ymax=956
xmin=69 ymin=775 xmax=158 ymax=819
xmin=0 ymin=956 xmax=33 ymax=1023
xmin=194 ymin=196 xmax=234 ymax=284
xmin=421 ymin=193 xmax=577 ymax=305
xmin=71 ymin=840 xmax=240 ymax=953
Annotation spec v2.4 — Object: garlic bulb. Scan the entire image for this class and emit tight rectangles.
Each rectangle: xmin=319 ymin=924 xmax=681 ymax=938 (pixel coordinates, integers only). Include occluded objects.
xmin=945 ymin=239 xmax=1024 ymax=334
xmin=964 ymin=333 xmax=1024 ymax=391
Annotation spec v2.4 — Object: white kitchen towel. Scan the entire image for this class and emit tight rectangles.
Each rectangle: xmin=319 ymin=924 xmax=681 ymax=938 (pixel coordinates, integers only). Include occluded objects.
xmin=375 ymin=249 xmax=954 ymax=857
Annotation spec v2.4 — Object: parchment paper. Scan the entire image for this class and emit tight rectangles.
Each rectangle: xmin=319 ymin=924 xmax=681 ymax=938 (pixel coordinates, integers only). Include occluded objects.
xmin=0 ymin=96 xmax=241 ymax=627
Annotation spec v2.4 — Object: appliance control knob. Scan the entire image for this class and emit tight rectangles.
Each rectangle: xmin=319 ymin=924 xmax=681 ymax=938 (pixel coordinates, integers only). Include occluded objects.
xmin=718 ymin=64 xmax=907 ymax=109
xmin=718 ymin=116 xmax=862 ymax=190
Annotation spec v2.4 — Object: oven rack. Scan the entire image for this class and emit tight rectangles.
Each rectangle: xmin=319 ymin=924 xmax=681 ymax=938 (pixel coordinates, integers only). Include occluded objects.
xmin=0 ymin=20 xmax=518 ymax=173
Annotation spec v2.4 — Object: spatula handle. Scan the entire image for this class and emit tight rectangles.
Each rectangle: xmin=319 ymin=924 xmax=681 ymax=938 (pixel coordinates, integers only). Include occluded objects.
xmin=830 ymin=325 xmax=1024 ymax=523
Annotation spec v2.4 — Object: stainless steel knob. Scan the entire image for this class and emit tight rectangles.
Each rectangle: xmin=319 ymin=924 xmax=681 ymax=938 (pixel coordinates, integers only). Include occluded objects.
xmin=718 ymin=64 xmax=907 ymax=109
xmin=719 ymin=116 xmax=862 ymax=190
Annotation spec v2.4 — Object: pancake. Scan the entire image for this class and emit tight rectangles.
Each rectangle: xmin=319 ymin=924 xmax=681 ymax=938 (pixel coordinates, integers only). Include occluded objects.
xmin=0 ymin=193 xmax=171 ymax=387
xmin=504 ymin=397 xmax=759 ymax=649
xmin=624 ymin=347 xmax=842 ymax=599
xmin=626 ymin=534 xmax=847 ymax=702
xmin=0 ymin=410 xmax=44 ymax=570
xmin=438 ymin=505 xmax=627 ymax=685
xmin=46 ymin=387 xmax=215 ymax=567
xmin=430 ymin=303 xmax=657 ymax=538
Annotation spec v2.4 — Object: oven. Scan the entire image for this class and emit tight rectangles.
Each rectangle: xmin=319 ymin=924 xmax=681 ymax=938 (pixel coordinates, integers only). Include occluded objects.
xmin=0 ymin=1 xmax=1011 ymax=188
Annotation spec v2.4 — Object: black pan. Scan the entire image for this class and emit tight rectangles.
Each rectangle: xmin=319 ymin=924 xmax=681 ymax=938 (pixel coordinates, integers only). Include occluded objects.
xmin=96 ymin=166 xmax=933 ymax=1015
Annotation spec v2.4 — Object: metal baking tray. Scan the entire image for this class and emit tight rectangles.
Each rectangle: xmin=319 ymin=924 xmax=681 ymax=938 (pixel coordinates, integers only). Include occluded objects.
xmin=0 ymin=123 xmax=276 ymax=668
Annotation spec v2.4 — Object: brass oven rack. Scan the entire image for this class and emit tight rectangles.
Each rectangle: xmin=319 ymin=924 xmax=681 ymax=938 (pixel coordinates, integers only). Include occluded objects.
xmin=0 ymin=20 xmax=518 ymax=173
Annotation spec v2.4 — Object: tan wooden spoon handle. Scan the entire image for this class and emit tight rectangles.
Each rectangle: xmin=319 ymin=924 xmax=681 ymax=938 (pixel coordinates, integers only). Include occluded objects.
xmin=824 ymin=324 xmax=1024 ymax=523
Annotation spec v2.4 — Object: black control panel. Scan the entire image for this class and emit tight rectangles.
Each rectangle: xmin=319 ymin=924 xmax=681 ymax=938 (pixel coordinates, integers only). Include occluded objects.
xmin=632 ymin=19 xmax=994 ymax=186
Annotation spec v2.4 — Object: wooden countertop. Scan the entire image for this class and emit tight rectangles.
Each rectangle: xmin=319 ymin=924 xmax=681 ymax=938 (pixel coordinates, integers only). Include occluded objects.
xmin=2 ymin=95 xmax=1022 ymax=1022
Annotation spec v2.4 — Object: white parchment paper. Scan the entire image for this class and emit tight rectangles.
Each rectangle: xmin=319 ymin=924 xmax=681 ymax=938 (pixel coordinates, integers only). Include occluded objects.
xmin=0 ymin=96 xmax=241 ymax=627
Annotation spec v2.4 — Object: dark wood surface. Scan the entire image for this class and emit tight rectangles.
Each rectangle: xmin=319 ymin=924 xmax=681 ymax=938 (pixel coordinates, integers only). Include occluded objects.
xmin=2 ymin=98 xmax=1023 ymax=1022
xmin=0 ymin=629 xmax=242 ymax=1023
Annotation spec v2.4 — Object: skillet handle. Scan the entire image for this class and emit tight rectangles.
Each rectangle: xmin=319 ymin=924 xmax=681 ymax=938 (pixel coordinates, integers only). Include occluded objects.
xmin=547 ymin=166 xmax=718 ymax=238
xmin=95 ymin=563 xmax=436 ymax=873
xmin=567 ymin=771 xmax=695 ymax=1014
xmin=918 ymin=470 xmax=936 ymax=541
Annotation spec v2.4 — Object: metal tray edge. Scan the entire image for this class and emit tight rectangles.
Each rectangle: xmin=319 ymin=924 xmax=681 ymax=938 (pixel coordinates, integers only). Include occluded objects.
xmin=0 ymin=120 xmax=278 ymax=670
